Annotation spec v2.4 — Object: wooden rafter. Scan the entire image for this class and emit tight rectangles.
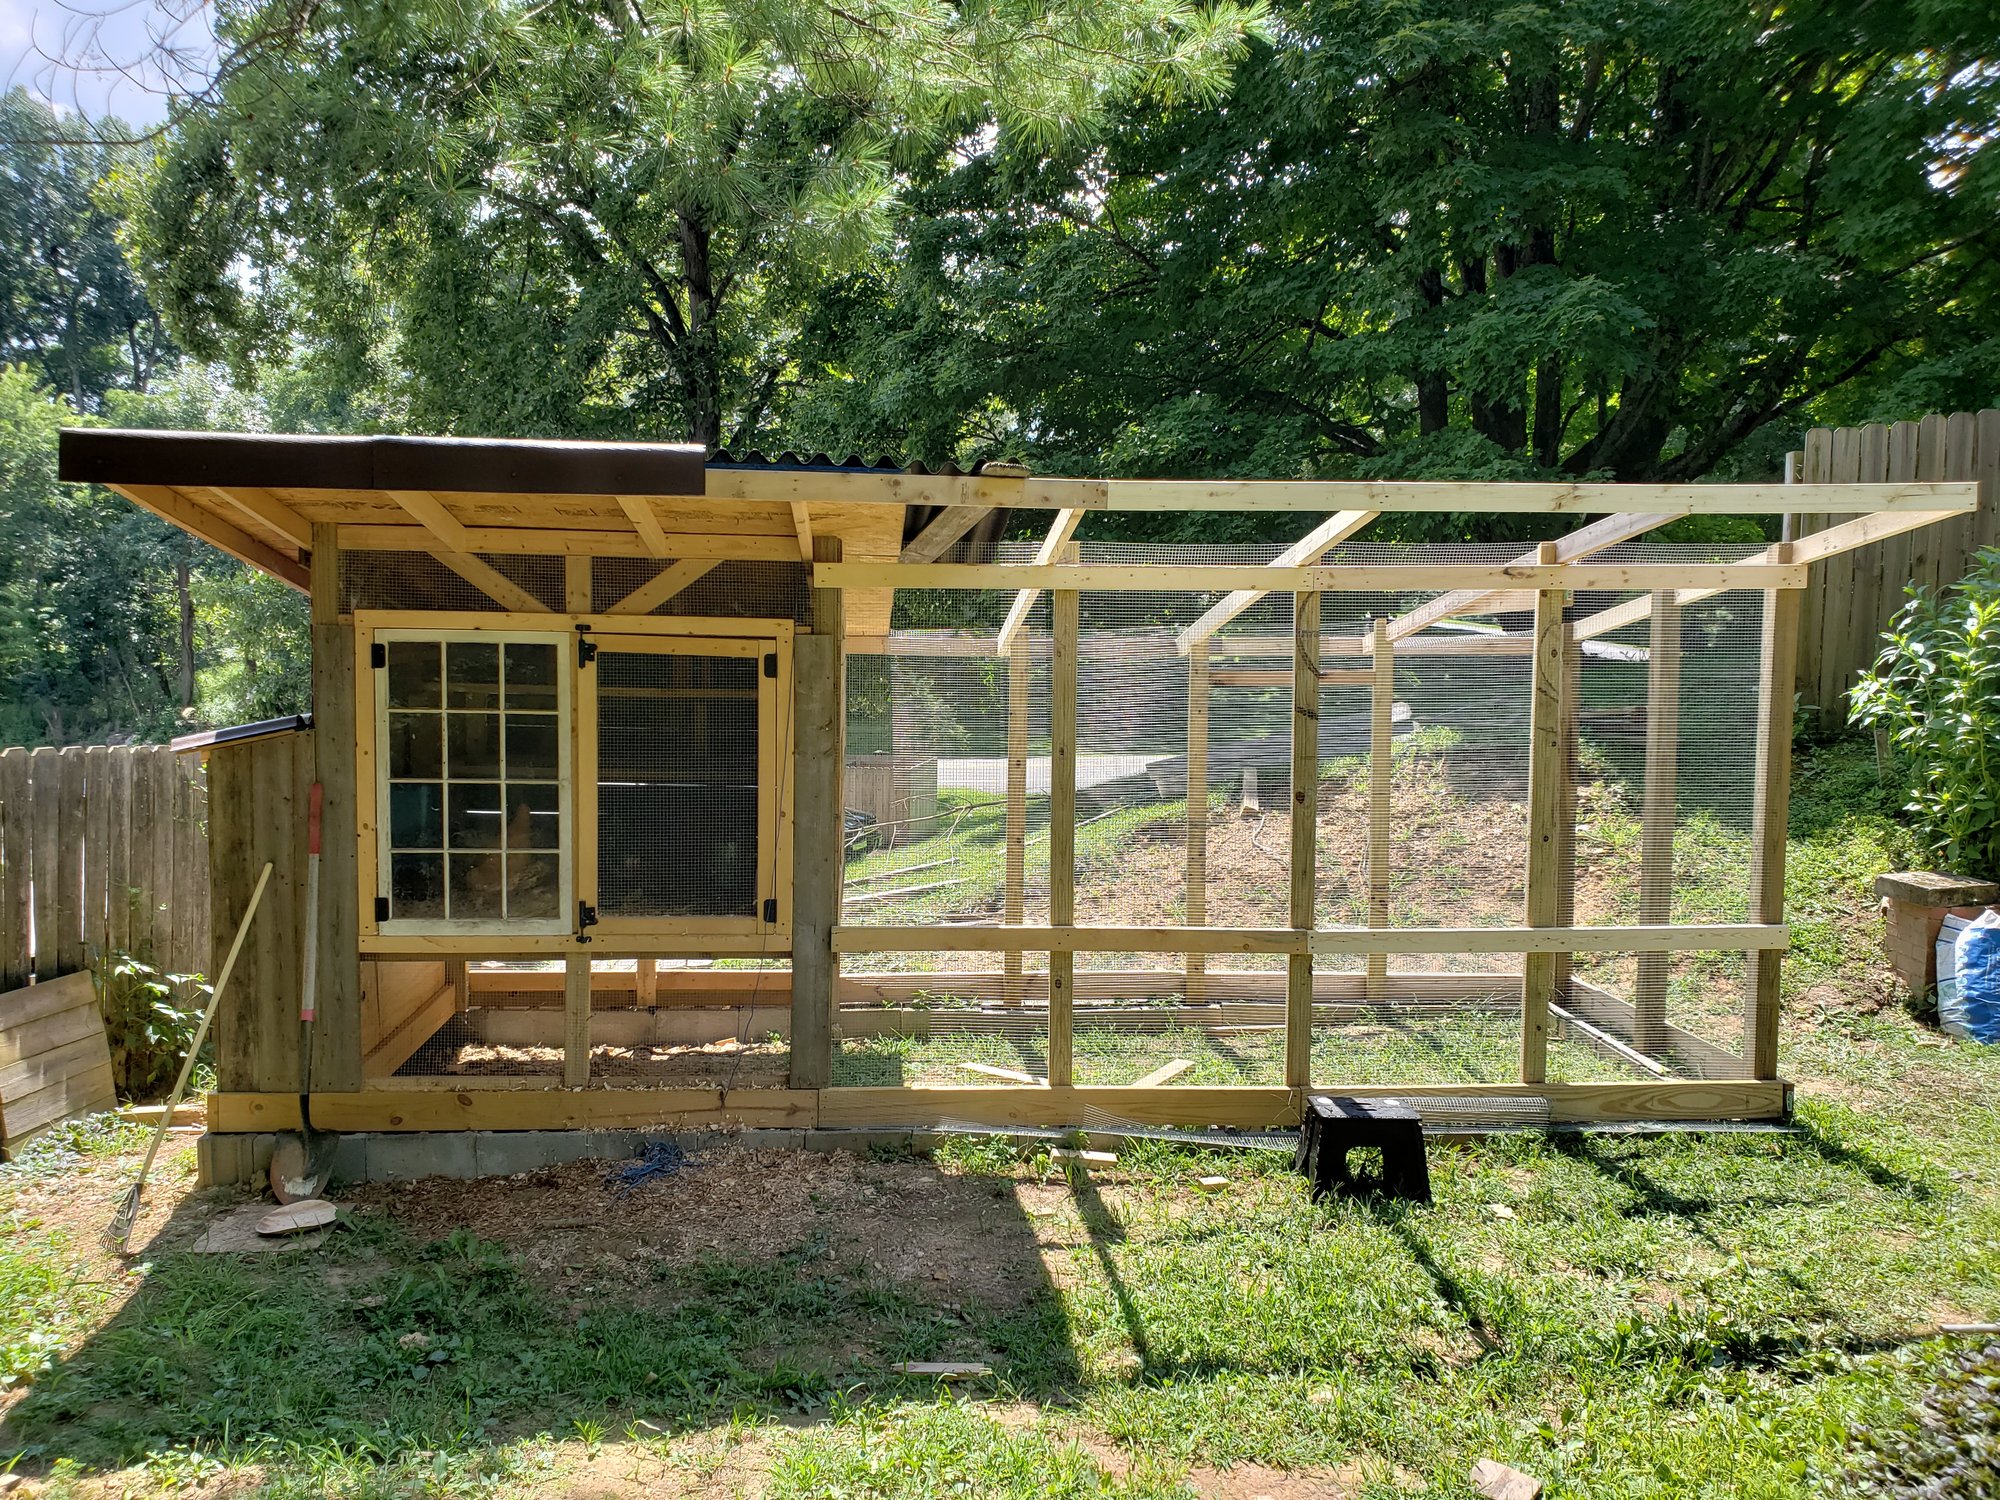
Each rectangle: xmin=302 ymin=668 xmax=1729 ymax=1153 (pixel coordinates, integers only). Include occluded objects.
xmin=900 ymin=505 xmax=992 ymax=563
xmin=994 ymin=508 xmax=1086 ymax=655
xmin=789 ymin=503 xmax=815 ymax=561
xmin=615 ymin=494 xmax=673 ymax=557
xmin=202 ymin=485 xmax=312 ymax=550
xmin=384 ymin=488 xmax=474 ymax=552
xmin=820 ymin=561 xmax=1807 ymax=593
xmin=337 ymin=525 xmax=801 ymax=561
xmin=110 ymin=484 xmax=309 ymax=591
xmin=1382 ymin=511 xmax=1679 ymax=645
xmin=607 ymin=559 xmax=719 ymax=616
xmin=1174 ymin=509 xmax=1376 ymax=653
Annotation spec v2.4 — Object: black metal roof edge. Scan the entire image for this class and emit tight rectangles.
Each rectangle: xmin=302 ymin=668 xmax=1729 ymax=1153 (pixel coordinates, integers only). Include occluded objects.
xmin=170 ymin=713 xmax=313 ymax=754
xmin=707 ymin=448 xmax=970 ymax=476
xmin=58 ymin=429 xmax=706 ymax=497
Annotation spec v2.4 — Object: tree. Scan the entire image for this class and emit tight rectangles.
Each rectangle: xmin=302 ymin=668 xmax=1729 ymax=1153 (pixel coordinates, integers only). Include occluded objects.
xmin=125 ymin=0 xmax=1267 ymax=448
xmin=0 ymin=90 xmax=175 ymax=408
xmin=783 ymin=0 xmax=2000 ymax=531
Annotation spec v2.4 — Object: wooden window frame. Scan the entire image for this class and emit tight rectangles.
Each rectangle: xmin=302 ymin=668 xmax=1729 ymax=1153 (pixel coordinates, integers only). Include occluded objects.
xmin=354 ymin=610 xmax=794 ymax=956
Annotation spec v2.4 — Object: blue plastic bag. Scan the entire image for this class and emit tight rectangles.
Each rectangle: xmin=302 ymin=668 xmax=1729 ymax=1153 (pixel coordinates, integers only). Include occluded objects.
xmin=1940 ymin=908 xmax=2000 ymax=1043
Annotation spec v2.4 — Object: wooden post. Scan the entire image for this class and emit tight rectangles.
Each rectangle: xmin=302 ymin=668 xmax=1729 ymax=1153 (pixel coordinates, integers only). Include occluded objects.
xmin=1003 ymin=647 xmax=1030 ymax=1005
xmin=563 ymin=951 xmax=591 ymax=1087
xmin=635 ymin=958 xmax=658 ymax=1008
xmin=1184 ymin=640 xmax=1210 ymax=1004
xmin=790 ymin=535 xmax=844 ymax=1089
xmin=1521 ymin=542 xmax=1565 ymax=1084
xmin=1286 ymin=592 xmax=1321 ymax=1089
xmin=564 ymin=554 xmax=592 ymax=614
xmin=309 ymin=524 xmax=362 ymax=1089
xmin=1633 ymin=591 xmax=1681 ymax=1054
xmin=1551 ymin=607 xmax=1581 ymax=999
xmin=1748 ymin=554 xmax=1801 ymax=1082
xmin=1047 ymin=543 xmax=1080 ymax=1087
xmin=1365 ymin=617 xmax=1393 ymax=1000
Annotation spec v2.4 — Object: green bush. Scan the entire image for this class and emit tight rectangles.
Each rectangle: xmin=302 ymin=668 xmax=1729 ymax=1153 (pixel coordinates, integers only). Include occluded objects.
xmin=1851 ymin=549 xmax=2000 ymax=879
xmin=94 ymin=951 xmax=207 ymax=1100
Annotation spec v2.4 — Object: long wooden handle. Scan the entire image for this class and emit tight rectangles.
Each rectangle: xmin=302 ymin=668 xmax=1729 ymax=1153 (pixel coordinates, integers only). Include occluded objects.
xmin=131 ymin=862 xmax=273 ymax=1187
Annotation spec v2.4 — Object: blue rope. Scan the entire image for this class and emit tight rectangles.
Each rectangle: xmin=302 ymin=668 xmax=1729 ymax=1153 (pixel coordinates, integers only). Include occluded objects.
xmin=605 ymin=1138 xmax=689 ymax=1195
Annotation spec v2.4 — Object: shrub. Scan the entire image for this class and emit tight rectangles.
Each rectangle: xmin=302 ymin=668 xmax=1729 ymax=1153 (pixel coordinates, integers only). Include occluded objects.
xmin=94 ymin=951 xmax=208 ymax=1100
xmin=1851 ymin=549 xmax=2000 ymax=879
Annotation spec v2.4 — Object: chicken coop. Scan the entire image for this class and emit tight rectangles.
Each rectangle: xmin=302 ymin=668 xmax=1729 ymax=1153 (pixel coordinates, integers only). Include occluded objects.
xmin=57 ymin=430 xmax=1972 ymax=1155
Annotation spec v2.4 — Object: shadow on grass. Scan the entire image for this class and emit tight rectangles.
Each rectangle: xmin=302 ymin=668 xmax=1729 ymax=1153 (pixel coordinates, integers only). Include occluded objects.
xmin=0 ymin=1152 xmax=1082 ymax=1484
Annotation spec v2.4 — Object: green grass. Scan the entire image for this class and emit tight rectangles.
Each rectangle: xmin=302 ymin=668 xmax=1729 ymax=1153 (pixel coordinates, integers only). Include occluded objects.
xmin=3 ymin=738 xmax=1998 ymax=1497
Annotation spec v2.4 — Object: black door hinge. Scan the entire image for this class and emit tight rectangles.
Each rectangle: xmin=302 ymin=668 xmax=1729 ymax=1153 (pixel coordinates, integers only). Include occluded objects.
xmin=762 ymin=897 xmax=778 ymax=924
xmin=577 ymin=900 xmax=598 ymax=942
xmin=577 ymin=635 xmax=598 ymax=667
xmin=374 ymin=896 xmax=389 ymax=922
xmin=763 ymin=651 xmax=777 ymax=679
xmin=370 ymin=642 xmax=386 ymax=669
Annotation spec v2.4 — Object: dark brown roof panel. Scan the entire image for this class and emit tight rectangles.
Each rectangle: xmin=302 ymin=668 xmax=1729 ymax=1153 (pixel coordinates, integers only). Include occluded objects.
xmin=59 ymin=429 xmax=707 ymax=497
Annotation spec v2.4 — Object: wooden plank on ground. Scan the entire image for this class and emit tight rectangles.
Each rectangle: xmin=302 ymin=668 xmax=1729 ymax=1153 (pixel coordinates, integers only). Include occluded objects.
xmin=0 ymin=969 xmax=114 ymax=1154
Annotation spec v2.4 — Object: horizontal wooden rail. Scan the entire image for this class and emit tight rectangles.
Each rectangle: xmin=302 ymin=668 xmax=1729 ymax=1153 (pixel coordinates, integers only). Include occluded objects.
xmin=813 ymin=562 xmax=1809 ymax=593
xmin=831 ymin=923 xmax=1789 ymax=956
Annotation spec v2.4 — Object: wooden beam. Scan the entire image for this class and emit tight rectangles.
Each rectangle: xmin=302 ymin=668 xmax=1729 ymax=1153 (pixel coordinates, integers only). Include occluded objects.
xmin=1383 ymin=511 xmax=1677 ymax=644
xmin=713 ymin=468 xmax=1976 ymax=516
xmin=1552 ymin=610 xmax=1582 ymax=999
xmin=564 ymin=554 xmax=592 ymax=613
xmin=1633 ymin=592 xmax=1681 ymax=1053
xmin=1185 ymin=641 xmax=1210 ymax=1005
xmin=309 ymin=524 xmax=362 ymax=1090
xmin=1003 ymin=649 xmax=1030 ymax=1006
xmin=901 ymin=505 xmax=992 ymax=563
xmin=431 ymin=551 xmax=550 ymax=613
xmin=1287 ymin=592 xmax=1320 ymax=1089
xmin=209 ymin=1087 xmax=818 ymax=1133
xmin=564 ymin=953 xmax=590 ymax=1087
xmin=1748 ymin=555 xmax=1801 ymax=1081
xmin=339 ymin=525 xmax=802 ymax=561
xmin=821 ymin=562 xmax=1810 ymax=594
xmin=1048 ymin=546 xmax=1079 ymax=1085
xmin=791 ymin=536 xmax=844 ymax=1090
xmin=1521 ymin=544 xmax=1565 ymax=1085
xmin=385 ymin=488 xmax=474 ymax=552
xmin=995 ymin=509 xmax=1087 ymax=655
xmin=832 ymin=922 xmax=1788 ymax=955
xmin=110 ymin=484 xmax=309 ymax=590
xmin=204 ymin=485 xmax=313 ymax=549
xmin=790 ymin=504 xmax=815 ymax=562
xmin=615 ymin=494 xmax=673 ymax=557
xmin=1366 ymin=617 xmax=1392 ymax=1000
xmin=1174 ymin=510 xmax=1376 ymax=652
xmin=607 ymin=559 xmax=720 ymax=616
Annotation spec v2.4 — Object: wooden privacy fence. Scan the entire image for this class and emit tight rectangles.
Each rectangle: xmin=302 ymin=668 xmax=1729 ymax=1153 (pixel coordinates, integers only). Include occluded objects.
xmin=0 ymin=744 xmax=210 ymax=991
xmin=1790 ymin=409 xmax=2000 ymax=724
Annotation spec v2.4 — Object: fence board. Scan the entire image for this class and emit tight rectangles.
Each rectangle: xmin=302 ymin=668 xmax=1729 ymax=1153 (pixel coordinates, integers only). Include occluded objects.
xmin=105 ymin=749 xmax=131 ymax=956
xmin=28 ymin=748 xmax=57 ymax=980
xmin=54 ymin=748 xmax=83 ymax=975
xmin=83 ymin=746 xmax=108 ymax=963
xmin=150 ymin=750 xmax=176 ymax=970
xmin=127 ymin=752 xmax=155 ymax=958
xmin=0 ymin=749 xmax=25 ymax=990
xmin=1790 ymin=408 xmax=1995 ymax=726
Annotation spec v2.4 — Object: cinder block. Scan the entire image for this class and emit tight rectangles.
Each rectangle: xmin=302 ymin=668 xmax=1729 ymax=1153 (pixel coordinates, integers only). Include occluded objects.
xmin=365 ymin=1131 xmax=479 ymax=1183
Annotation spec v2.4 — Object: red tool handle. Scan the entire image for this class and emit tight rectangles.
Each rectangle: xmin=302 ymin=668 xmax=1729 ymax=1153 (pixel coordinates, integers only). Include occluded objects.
xmin=307 ymin=782 xmax=323 ymax=857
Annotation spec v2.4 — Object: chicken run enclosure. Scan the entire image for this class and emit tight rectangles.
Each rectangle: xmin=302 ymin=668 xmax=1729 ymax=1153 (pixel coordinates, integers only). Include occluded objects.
xmin=55 ymin=430 xmax=1976 ymax=1158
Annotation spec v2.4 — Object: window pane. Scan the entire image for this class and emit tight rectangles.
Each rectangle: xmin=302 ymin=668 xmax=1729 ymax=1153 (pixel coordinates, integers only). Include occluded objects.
xmin=448 ymin=782 xmax=504 ymax=849
xmin=447 ymin=712 xmax=501 ymax=778
xmin=505 ymin=717 xmax=560 ymax=780
xmin=390 ymin=854 xmax=444 ymax=920
xmin=385 ymin=641 xmax=440 ymax=708
xmin=446 ymin=641 xmax=500 ymax=709
xmin=387 ymin=713 xmax=442 ymax=780
xmin=505 ymin=783 xmax=560 ymax=849
xmin=389 ymin=783 xmax=441 ymax=849
xmin=505 ymin=642 xmax=558 ymax=711
xmin=508 ymin=856 xmax=561 ymax=919
xmin=448 ymin=854 xmax=504 ymax=920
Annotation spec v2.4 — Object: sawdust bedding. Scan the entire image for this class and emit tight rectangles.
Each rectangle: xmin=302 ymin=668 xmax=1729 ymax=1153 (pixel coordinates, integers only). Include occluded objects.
xmin=443 ymin=1037 xmax=791 ymax=1089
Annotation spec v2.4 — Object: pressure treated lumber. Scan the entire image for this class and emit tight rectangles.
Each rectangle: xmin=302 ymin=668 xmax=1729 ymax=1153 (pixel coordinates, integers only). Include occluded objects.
xmin=832 ymin=923 xmax=1787 ymax=954
xmin=607 ymin=559 xmax=721 ymax=615
xmin=1048 ymin=549 xmax=1079 ymax=1085
xmin=1174 ymin=509 xmax=1376 ymax=651
xmin=818 ymin=561 xmax=1809 ymax=594
xmin=790 ymin=536 xmax=845 ymax=1089
xmin=996 ymin=509 xmax=1086 ymax=655
xmin=1185 ymin=641 xmax=1210 ymax=1004
xmin=1287 ymin=591 xmax=1320 ymax=1089
xmin=1003 ymin=649 xmax=1030 ymax=1005
xmin=1520 ymin=547 xmax=1566 ymax=1084
xmin=1366 ymin=617 xmax=1393 ymax=999
xmin=901 ymin=505 xmax=992 ymax=563
xmin=563 ymin=953 xmax=590 ymax=1087
xmin=1633 ymin=593 xmax=1681 ymax=1052
xmin=310 ymin=525 xmax=363 ymax=1090
xmin=1749 ymin=561 xmax=1802 ymax=1080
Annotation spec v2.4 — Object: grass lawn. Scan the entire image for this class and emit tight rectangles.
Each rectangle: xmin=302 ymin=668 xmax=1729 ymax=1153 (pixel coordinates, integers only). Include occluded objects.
xmin=3 ymin=739 xmax=1999 ymax=1498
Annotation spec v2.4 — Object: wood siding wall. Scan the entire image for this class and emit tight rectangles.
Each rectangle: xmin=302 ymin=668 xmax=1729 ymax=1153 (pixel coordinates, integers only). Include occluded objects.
xmin=0 ymin=744 xmax=209 ymax=989
xmin=1791 ymin=409 xmax=2000 ymax=725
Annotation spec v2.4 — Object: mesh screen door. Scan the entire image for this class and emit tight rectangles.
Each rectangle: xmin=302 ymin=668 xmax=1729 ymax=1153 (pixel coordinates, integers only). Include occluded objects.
xmin=584 ymin=633 xmax=784 ymax=935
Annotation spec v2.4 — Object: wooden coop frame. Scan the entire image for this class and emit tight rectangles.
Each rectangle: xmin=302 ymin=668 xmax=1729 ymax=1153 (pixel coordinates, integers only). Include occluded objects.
xmin=57 ymin=429 xmax=1974 ymax=1141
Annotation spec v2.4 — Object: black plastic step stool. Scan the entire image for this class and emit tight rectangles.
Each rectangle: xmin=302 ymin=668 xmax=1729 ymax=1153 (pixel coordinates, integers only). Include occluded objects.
xmin=1296 ymin=1095 xmax=1431 ymax=1203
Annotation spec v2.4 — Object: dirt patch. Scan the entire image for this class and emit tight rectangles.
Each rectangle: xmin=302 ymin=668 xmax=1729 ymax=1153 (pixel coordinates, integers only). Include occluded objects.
xmin=345 ymin=1146 xmax=1051 ymax=1311
xmin=446 ymin=1039 xmax=791 ymax=1090
xmin=1181 ymin=1460 xmax=1362 ymax=1498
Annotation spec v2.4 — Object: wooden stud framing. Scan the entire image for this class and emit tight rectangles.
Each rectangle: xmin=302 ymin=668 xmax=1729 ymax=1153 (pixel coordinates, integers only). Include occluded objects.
xmin=564 ymin=554 xmax=592 ymax=613
xmin=1287 ymin=591 xmax=1320 ymax=1089
xmin=1003 ymin=649 xmax=1030 ymax=1005
xmin=790 ymin=536 xmax=845 ymax=1089
xmin=789 ymin=504 xmax=815 ymax=562
xmin=338 ymin=525 xmax=804 ymax=562
xmin=1366 ymin=617 xmax=1393 ymax=999
xmin=203 ymin=485 xmax=313 ymax=550
xmin=384 ymin=489 xmax=475 ymax=552
xmin=1633 ymin=592 xmax=1681 ymax=1052
xmin=1520 ymin=544 xmax=1565 ymax=1084
xmin=607 ymin=559 xmax=720 ymax=616
xmin=1174 ymin=509 xmax=1376 ymax=652
xmin=824 ymin=561 xmax=1810 ymax=594
xmin=832 ymin=922 xmax=1787 ymax=955
xmin=563 ymin=952 xmax=593 ymax=1087
xmin=310 ymin=525 xmax=363 ymax=1089
xmin=1551 ymin=610 xmax=1582 ymax=999
xmin=996 ymin=510 xmax=1087 ymax=656
xmin=615 ymin=494 xmax=673 ymax=557
xmin=901 ymin=505 xmax=992 ymax=563
xmin=1047 ymin=545 xmax=1079 ymax=1085
xmin=1184 ymin=641 xmax=1211 ymax=1004
xmin=110 ymin=484 xmax=310 ymax=590
xmin=1748 ymin=554 xmax=1802 ymax=1080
